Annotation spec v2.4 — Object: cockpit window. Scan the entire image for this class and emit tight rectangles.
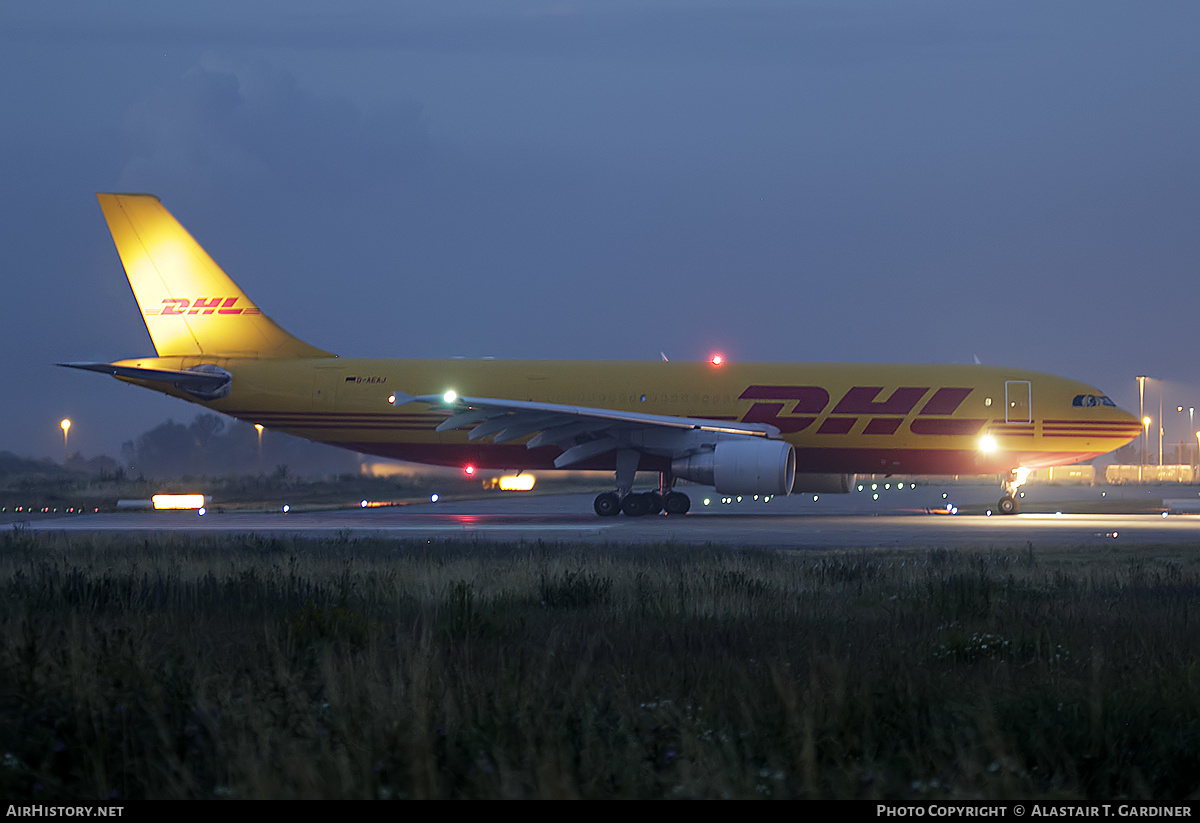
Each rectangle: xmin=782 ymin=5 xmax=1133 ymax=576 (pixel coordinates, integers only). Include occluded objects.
xmin=1072 ymin=394 xmax=1116 ymax=408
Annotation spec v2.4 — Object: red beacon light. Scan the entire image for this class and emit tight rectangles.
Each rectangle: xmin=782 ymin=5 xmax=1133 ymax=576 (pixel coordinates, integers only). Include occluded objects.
xmin=464 ymin=464 xmax=476 ymax=476
xmin=709 ymin=353 xmax=724 ymax=367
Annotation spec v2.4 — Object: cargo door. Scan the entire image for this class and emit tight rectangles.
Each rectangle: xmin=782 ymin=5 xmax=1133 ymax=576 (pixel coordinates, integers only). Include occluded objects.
xmin=312 ymin=366 xmax=343 ymax=410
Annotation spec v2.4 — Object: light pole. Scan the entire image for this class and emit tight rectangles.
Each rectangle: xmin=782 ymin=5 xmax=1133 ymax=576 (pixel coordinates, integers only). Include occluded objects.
xmin=1179 ymin=406 xmax=1185 ymax=465
xmin=60 ymin=419 xmax=71 ymax=464
xmin=1142 ymin=417 xmax=1151 ymax=480
xmin=1137 ymin=376 xmax=1146 ymax=465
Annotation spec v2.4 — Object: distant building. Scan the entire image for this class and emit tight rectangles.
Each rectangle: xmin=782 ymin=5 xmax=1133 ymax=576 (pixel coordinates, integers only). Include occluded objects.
xmin=1106 ymin=464 xmax=1195 ymax=484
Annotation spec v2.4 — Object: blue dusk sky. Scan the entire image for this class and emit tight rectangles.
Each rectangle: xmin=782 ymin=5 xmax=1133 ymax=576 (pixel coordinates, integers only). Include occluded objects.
xmin=2 ymin=1 xmax=1198 ymax=459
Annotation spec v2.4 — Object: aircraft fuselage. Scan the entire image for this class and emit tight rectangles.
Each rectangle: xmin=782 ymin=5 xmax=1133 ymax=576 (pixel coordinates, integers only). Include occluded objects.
xmin=109 ymin=354 xmax=1141 ymax=476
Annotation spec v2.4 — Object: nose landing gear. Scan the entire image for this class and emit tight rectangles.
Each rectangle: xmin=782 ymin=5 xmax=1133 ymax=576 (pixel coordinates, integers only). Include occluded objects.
xmin=997 ymin=467 xmax=1031 ymax=515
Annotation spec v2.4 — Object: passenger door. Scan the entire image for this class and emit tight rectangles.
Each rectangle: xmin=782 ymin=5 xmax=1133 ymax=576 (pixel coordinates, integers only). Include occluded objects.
xmin=1005 ymin=380 xmax=1032 ymax=424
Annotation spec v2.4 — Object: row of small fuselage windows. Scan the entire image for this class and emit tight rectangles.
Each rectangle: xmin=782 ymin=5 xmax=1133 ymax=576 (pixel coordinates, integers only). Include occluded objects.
xmin=1072 ymin=394 xmax=1116 ymax=408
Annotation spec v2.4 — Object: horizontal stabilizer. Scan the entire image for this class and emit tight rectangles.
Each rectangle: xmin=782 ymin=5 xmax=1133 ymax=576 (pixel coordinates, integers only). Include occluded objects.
xmin=58 ymin=361 xmax=233 ymax=400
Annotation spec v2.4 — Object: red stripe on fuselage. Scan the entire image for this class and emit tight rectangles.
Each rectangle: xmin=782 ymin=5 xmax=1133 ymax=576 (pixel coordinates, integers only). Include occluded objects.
xmin=909 ymin=419 xmax=986 ymax=436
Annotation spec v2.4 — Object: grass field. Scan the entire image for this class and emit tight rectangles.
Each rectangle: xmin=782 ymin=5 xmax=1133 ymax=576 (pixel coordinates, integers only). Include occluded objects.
xmin=2 ymin=529 xmax=1199 ymax=799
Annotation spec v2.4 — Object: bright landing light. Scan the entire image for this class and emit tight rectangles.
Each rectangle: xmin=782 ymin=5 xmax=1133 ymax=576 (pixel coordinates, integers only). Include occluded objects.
xmin=443 ymin=390 xmax=458 ymax=404
xmin=978 ymin=434 xmax=999 ymax=453
xmin=498 ymin=474 xmax=536 ymax=491
xmin=152 ymin=494 xmax=205 ymax=510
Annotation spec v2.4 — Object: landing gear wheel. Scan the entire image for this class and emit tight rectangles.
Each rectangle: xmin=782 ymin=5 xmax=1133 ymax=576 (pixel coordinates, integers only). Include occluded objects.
xmin=621 ymin=493 xmax=651 ymax=517
xmin=663 ymin=492 xmax=691 ymax=515
xmin=647 ymin=492 xmax=664 ymax=515
xmin=998 ymin=495 xmax=1019 ymax=515
xmin=594 ymin=492 xmax=621 ymax=517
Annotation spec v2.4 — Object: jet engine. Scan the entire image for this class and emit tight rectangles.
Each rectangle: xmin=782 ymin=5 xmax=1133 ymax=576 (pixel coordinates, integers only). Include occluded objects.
xmin=671 ymin=439 xmax=795 ymax=495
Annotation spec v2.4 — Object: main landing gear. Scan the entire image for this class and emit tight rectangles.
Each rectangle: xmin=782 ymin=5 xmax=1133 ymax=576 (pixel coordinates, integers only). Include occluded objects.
xmin=593 ymin=489 xmax=691 ymax=517
xmin=593 ymin=450 xmax=691 ymax=517
xmin=996 ymin=467 xmax=1032 ymax=515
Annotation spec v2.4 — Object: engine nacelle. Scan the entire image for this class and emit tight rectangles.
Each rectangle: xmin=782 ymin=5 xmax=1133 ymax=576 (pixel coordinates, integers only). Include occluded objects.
xmin=671 ymin=439 xmax=796 ymax=496
xmin=793 ymin=473 xmax=856 ymax=494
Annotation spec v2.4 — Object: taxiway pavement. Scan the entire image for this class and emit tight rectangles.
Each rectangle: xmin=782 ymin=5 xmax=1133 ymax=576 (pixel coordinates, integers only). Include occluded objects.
xmin=14 ymin=484 xmax=1200 ymax=549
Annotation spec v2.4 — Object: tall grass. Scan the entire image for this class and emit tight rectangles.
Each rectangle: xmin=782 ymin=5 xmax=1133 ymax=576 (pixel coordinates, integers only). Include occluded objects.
xmin=1 ymin=530 xmax=1198 ymax=799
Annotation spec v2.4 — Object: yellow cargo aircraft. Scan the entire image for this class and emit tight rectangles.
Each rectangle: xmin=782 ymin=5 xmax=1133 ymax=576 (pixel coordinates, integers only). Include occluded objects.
xmin=62 ymin=193 xmax=1143 ymax=516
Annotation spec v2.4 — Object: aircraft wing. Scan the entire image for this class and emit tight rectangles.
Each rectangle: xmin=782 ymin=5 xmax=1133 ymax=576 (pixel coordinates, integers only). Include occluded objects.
xmin=401 ymin=394 xmax=779 ymax=468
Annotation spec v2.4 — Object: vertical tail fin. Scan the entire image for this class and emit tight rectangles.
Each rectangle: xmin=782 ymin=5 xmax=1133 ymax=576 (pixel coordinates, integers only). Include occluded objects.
xmin=97 ymin=193 xmax=334 ymax=359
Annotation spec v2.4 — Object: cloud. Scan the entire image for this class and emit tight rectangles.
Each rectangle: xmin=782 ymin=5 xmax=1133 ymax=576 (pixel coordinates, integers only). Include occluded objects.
xmin=117 ymin=54 xmax=428 ymax=201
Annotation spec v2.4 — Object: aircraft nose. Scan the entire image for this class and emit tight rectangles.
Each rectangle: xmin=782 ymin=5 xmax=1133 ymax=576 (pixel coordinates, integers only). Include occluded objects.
xmin=1114 ymin=405 xmax=1145 ymax=445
